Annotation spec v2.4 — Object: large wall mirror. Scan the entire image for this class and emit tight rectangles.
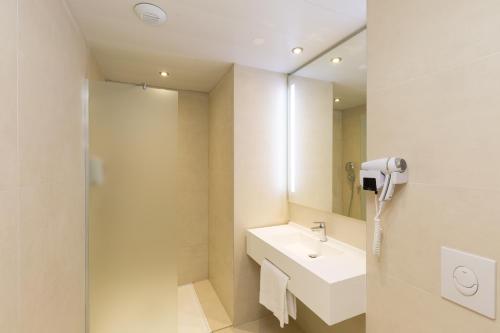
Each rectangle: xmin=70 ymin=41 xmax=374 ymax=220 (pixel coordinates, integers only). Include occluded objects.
xmin=288 ymin=29 xmax=367 ymax=220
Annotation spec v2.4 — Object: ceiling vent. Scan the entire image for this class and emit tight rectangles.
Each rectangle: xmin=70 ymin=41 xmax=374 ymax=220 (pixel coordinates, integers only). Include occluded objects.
xmin=134 ymin=3 xmax=167 ymax=26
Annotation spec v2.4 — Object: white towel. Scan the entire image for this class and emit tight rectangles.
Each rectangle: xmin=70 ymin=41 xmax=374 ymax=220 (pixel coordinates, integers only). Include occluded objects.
xmin=259 ymin=259 xmax=297 ymax=327
xmin=286 ymin=289 xmax=297 ymax=321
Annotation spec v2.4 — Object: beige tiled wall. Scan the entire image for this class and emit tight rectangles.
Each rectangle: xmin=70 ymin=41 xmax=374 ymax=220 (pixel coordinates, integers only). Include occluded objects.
xmin=207 ymin=65 xmax=289 ymax=326
xmin=0 ymin=0 xmax=88 ymax=332
xmin=233 ymin=65 xmax=289 ymax=325
xmin=296 ymin=301 xmax=365 ymax=333
xmin=289 ymin=203 xmax=366 ymax=251
xmin=208 ymin=66 xmax=235 ymax=319
xmin=367 ymin=0 xmax=500 ymax=331
xmin=177 ymin=91 xmax=209 ymax=285
xmin=0 ymin=1 xmax=19 ymax=331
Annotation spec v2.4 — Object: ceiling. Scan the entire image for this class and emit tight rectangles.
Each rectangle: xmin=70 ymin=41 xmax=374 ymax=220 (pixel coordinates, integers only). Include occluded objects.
xmin=293 ymin=29 xmax=366 ymax=110
xmin=67 ymin=0 xmax=366 ymax=92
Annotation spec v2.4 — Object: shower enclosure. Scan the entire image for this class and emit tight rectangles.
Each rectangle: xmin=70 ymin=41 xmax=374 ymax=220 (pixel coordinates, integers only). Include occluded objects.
xmin=86 ymin=80 xmax=234 ymax=333
xmin=87 ymin=81 xmax=178 ymax=332
xmin=345 ymin=161 xmax=356 ymax=217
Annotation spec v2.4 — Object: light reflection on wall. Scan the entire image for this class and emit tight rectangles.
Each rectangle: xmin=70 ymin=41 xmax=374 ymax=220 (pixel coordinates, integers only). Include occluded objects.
xmin=289 ymin=83 xmax=296 ymax=194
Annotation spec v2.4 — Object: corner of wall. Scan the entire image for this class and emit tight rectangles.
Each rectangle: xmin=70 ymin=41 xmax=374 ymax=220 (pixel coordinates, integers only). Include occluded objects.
xmin=208 ymin=66 xmax=236 ymax=320
xmin=231 ymin=64 xmax=289 ymax=325
xmin=177 ymin=91 xmax=210 ymax=285
xmin=87 ymin=52 xmax=105 ymax=81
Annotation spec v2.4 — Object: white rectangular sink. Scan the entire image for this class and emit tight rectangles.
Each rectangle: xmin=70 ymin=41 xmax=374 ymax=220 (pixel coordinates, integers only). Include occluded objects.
xmin=246 ymin=222 xmax=366 ymax=325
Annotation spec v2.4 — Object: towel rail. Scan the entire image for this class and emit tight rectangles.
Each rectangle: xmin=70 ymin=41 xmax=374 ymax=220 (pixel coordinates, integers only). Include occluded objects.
xmin=263 ymin=257 xmax=291 ymax=280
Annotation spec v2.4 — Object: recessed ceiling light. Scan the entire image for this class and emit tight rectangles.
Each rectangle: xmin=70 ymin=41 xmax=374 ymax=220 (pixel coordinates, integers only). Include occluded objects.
xmin=334 ymin=98 xmax=341 ymax=103
xmin=291 ymin=47 xmax=303 ymax=55
xmin=331 ymin=57 xmax=342 ymax=64
xmin=159 ymin=71 xmax=169 ymax=77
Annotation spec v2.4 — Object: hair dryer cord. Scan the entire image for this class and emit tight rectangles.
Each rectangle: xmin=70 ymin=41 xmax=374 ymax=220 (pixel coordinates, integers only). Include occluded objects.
xmin=373 ymin=197 xmax=385 ymax=256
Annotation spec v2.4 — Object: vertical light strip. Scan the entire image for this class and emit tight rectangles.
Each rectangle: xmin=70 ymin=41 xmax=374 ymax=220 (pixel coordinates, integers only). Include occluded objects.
xmin=290 ymin=83 xmax=296 ymax=193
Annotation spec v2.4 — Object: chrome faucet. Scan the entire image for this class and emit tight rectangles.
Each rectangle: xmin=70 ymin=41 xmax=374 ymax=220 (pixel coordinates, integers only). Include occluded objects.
xmin=311 ymin=222 xmax=327 ymax=242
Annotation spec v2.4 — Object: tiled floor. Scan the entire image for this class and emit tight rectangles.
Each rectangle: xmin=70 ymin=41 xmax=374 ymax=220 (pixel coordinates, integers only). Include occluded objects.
xmin=178 ymin=279 xmax=233 ymax=332
xmin=216 ymin=316 xmax=304 ymax=333
xmin=178 ymin=283 xmax=211 ymax=333
xmin=193 ymin=280 xmax=232 ymax=331
xmin=180 ymin=279 xmax=303 ymax=333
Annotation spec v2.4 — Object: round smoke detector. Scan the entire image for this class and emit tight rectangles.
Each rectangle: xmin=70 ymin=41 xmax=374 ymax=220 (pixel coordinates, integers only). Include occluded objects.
xmin=134 ymin=3 xmax=167 ymax=26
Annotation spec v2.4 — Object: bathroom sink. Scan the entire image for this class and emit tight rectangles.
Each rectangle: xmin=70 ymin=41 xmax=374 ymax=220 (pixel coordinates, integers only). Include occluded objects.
xmin=269 ymin=227 xmax=344 ymax=261
xmin=246 ymin=222 xmax=365 ymax=326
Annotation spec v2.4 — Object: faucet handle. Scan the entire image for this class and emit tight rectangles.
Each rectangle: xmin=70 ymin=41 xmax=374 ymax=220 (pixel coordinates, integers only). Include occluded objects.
xmin=313 ymin=221 xmax=325 ymax=228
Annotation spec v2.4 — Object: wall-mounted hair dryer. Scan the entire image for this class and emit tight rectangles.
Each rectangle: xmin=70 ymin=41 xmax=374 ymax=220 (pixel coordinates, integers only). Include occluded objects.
xmin=360 ymin=157 xmax=408 ymax=256
xmin=361 ymin=157 xmax=408 ymax=201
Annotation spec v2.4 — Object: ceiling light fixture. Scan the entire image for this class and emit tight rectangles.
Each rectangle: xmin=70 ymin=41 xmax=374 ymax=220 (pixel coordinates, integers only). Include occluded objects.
xmin=159 ymin=71 xmax=169 ymax=77
xmin=331 ymin=57 xmax=342 ymax=64
xmin=334 ymin=98 xmax=341 ymax=103
xmin=134 ymin=3 xmax=167 ymax=25
xmin=291 ymin=47 xmax=303 ymax=55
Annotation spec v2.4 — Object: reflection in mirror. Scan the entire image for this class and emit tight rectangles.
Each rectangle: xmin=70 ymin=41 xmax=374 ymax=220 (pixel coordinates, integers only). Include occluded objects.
xmin=288 ymin=29 xmax=367 ymax=220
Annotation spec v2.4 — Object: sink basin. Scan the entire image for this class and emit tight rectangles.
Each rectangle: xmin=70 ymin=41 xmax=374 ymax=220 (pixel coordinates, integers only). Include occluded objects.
xmin=246 ymin=222 xmax=366 ymax=325
xmin=271 ymin=228 xmax=343 ymax=261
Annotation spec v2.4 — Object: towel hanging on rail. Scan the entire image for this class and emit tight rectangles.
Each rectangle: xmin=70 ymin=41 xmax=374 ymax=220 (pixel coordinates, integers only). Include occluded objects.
xmin=259 ymin=259 xmax=297 ymax=327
